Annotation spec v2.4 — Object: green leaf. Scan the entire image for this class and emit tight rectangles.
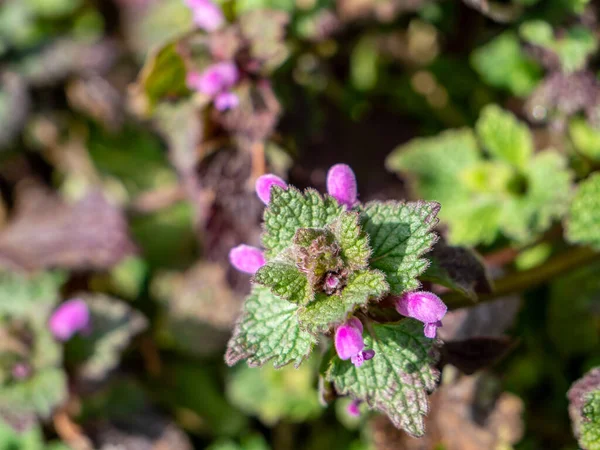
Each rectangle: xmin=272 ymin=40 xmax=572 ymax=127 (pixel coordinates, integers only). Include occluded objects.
xmin=262 ymin=187 xmax=344 ymax=258
xmin=566 ymin=173 xmax=600 ymax=248
xmin=298 ymin=270 xmax=388 ymax=333
xmin=326 ymin=320 xmax=439 ymax=437
xmin=225 ymin=286 xmax=318 ymax=368
xmin=133 ymin=38 xmax=190 ymax=115
xmin=503 ymin=150 xmax=572 ymax=242
xmin=67 ymin=294 xmax=148 ymax=383
xmin=0 ymin=368 xmax=67 ymax=419
xmin=470 ymin=31 xmax=542 ymax=96
xmin=476 ymin=104 xmax=533 ymax=169
xmin=386 ymin=128 xmax=480 ymax=209
xmin=254 ymin=262 xmax=312 ymax=305
xmin=581 ymin=391 xmax=600 ymax=450
xmin=520 ymin=21 xmax=598 ymax=73
xmin=227 ymin=356 xmax=321 ymax=425
xmin=0 ymin=271 xmax=63 ymax=319
xmin=360 ymin=201 xmax=439 ymax=294
xmin=570 ymin=118 xmax=600 ymax=161
xmin=449 ymin=199 xmax=502 ymax=246
xmin=569 ymin=368 xmax=600 ymax=450
xmin=555 ymin=26 xmax=597 ymax=73
xmin=519 ymin=20 xmax=554 ymax=47
xmin=329 ymin=212 xmax=371 ymax=270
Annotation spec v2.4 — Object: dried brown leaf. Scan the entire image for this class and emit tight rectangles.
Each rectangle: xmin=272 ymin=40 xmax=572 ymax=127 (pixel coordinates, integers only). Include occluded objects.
xmin=0 ymin=186 xmax=136 ymax=271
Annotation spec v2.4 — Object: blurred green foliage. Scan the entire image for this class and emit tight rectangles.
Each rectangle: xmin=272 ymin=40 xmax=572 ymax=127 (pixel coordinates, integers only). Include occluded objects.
xmin=0 ymin=0 xmax=599 ymax=448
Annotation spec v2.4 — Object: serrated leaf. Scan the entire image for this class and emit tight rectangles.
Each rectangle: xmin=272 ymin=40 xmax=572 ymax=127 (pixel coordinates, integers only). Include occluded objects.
xmin=225 ymin=286 xmax=318 ymax=368
xmin=329 ymin=212 xmax=371 ymax=270
xmin=581 ymin=391 xmax=600 ymax=450
xmin=262 ymin=187 xmax=344 ymax=258
xmin=326 ymin=320 xmax=440 ymax=437
xmin=566 ymin=173 xmax=600 ymax=248
xmin=254 ymin=262 xmax=312 ymax=305
xmin=293 ymin=228 xmax=334 ymax=248
xmin=360 ymin=201 xmax=439 ymax=294
xmin=67 ymin=294 xmax=148 ymax=383
xmin=476 ymin=105 xmax=533 ymax=169
xmin=0 ymin=368 xmax=67 ymax=419
xmin=298 ymin=270 xmax=388 ymax=333
xmin=569 ymin=368 xmax=600 ymax=450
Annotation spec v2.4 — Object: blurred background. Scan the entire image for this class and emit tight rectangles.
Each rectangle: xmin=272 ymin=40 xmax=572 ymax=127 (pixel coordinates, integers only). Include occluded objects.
xmin=0 ymin=0 xmax=599 ymax=449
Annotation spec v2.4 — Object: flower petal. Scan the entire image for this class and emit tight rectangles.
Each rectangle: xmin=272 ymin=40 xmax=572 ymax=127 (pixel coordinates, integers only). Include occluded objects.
xmin=327 ymin=164 xmax=358 ymax=208
xmin=228 ymin=245 xmax=266 ymax=274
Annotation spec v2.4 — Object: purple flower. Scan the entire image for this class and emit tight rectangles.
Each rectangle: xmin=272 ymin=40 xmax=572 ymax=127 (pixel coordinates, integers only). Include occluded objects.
xmin=188 ymin=62 xmax=238 ymax=97
xmin=327 ymin=164 xmax=358 ymax=208
xmin=229 ymin=245 xmax=266 ymax=274
xmin=347 ymin=399 xmax=361 ymax=417
xmin=214 ymin=91 xmax=239 ymax=111
xmin=255 ymin=174 xmax=288 ymax=205
xmin=49 ymin=299 xmax=91 ymax=342
xmin=334 ymin=317 xmax=375 ymax=367
xmin=185 ymin=0 xmax=224 ymax=32
xmin=395 ymin=291 xmax=447 ymax=338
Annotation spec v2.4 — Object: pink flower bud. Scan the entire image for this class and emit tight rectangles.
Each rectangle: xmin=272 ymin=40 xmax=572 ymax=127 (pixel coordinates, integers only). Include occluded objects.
xmin=214 ymin=91 xmax=239 ymax=111
xmin=229 ymin=245 xmax=266 ymax=274
xmin=324 ymin=273 xmax=340 ymax=292
xmin=49 ymin=299 xmax=91 ymax=342
xmin=255 ymin=174 xmax=288 ymax=205
xmin=334 ymin=317 xmax=375 ymax=367
xmin=185 ymin=0 xmax=224 ymax=32
xmin=395 ymin=291 xmax=447 ymax=338
xmin=347 ymin=399 xmax=361 ymax=417
xmin=327 ymin=164 xmax=358 ymax=208
xmin=188 ymin=62 xmax=238 ymax=97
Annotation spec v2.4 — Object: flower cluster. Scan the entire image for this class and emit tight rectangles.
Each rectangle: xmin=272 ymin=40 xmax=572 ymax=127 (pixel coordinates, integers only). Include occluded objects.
xmin=183 ymin=0 xmax=240 ymax=111
xmin=229 ymin=164 xmax=447 ymax=369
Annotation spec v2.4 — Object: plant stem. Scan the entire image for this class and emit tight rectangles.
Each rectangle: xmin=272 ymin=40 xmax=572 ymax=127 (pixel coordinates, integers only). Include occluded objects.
xmin=444 ymin=246 xmax=600 ymax=309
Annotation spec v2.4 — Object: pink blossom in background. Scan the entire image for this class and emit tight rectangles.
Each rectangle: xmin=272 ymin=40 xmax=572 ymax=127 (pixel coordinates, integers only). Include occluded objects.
xmin=185 ymin=0 xmax=224 ymax=32
xmin=187 ymin=61 xmax=238 ymax=97
xmin=49 ymin=299 xmax=91 ymax=341
xmin=214 ymin=91 xmax=239 ymax=111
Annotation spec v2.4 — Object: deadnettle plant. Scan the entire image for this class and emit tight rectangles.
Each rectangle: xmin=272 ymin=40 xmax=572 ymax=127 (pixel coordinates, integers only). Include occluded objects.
xmin=225 ymin=164 xmax=446 ymax=437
